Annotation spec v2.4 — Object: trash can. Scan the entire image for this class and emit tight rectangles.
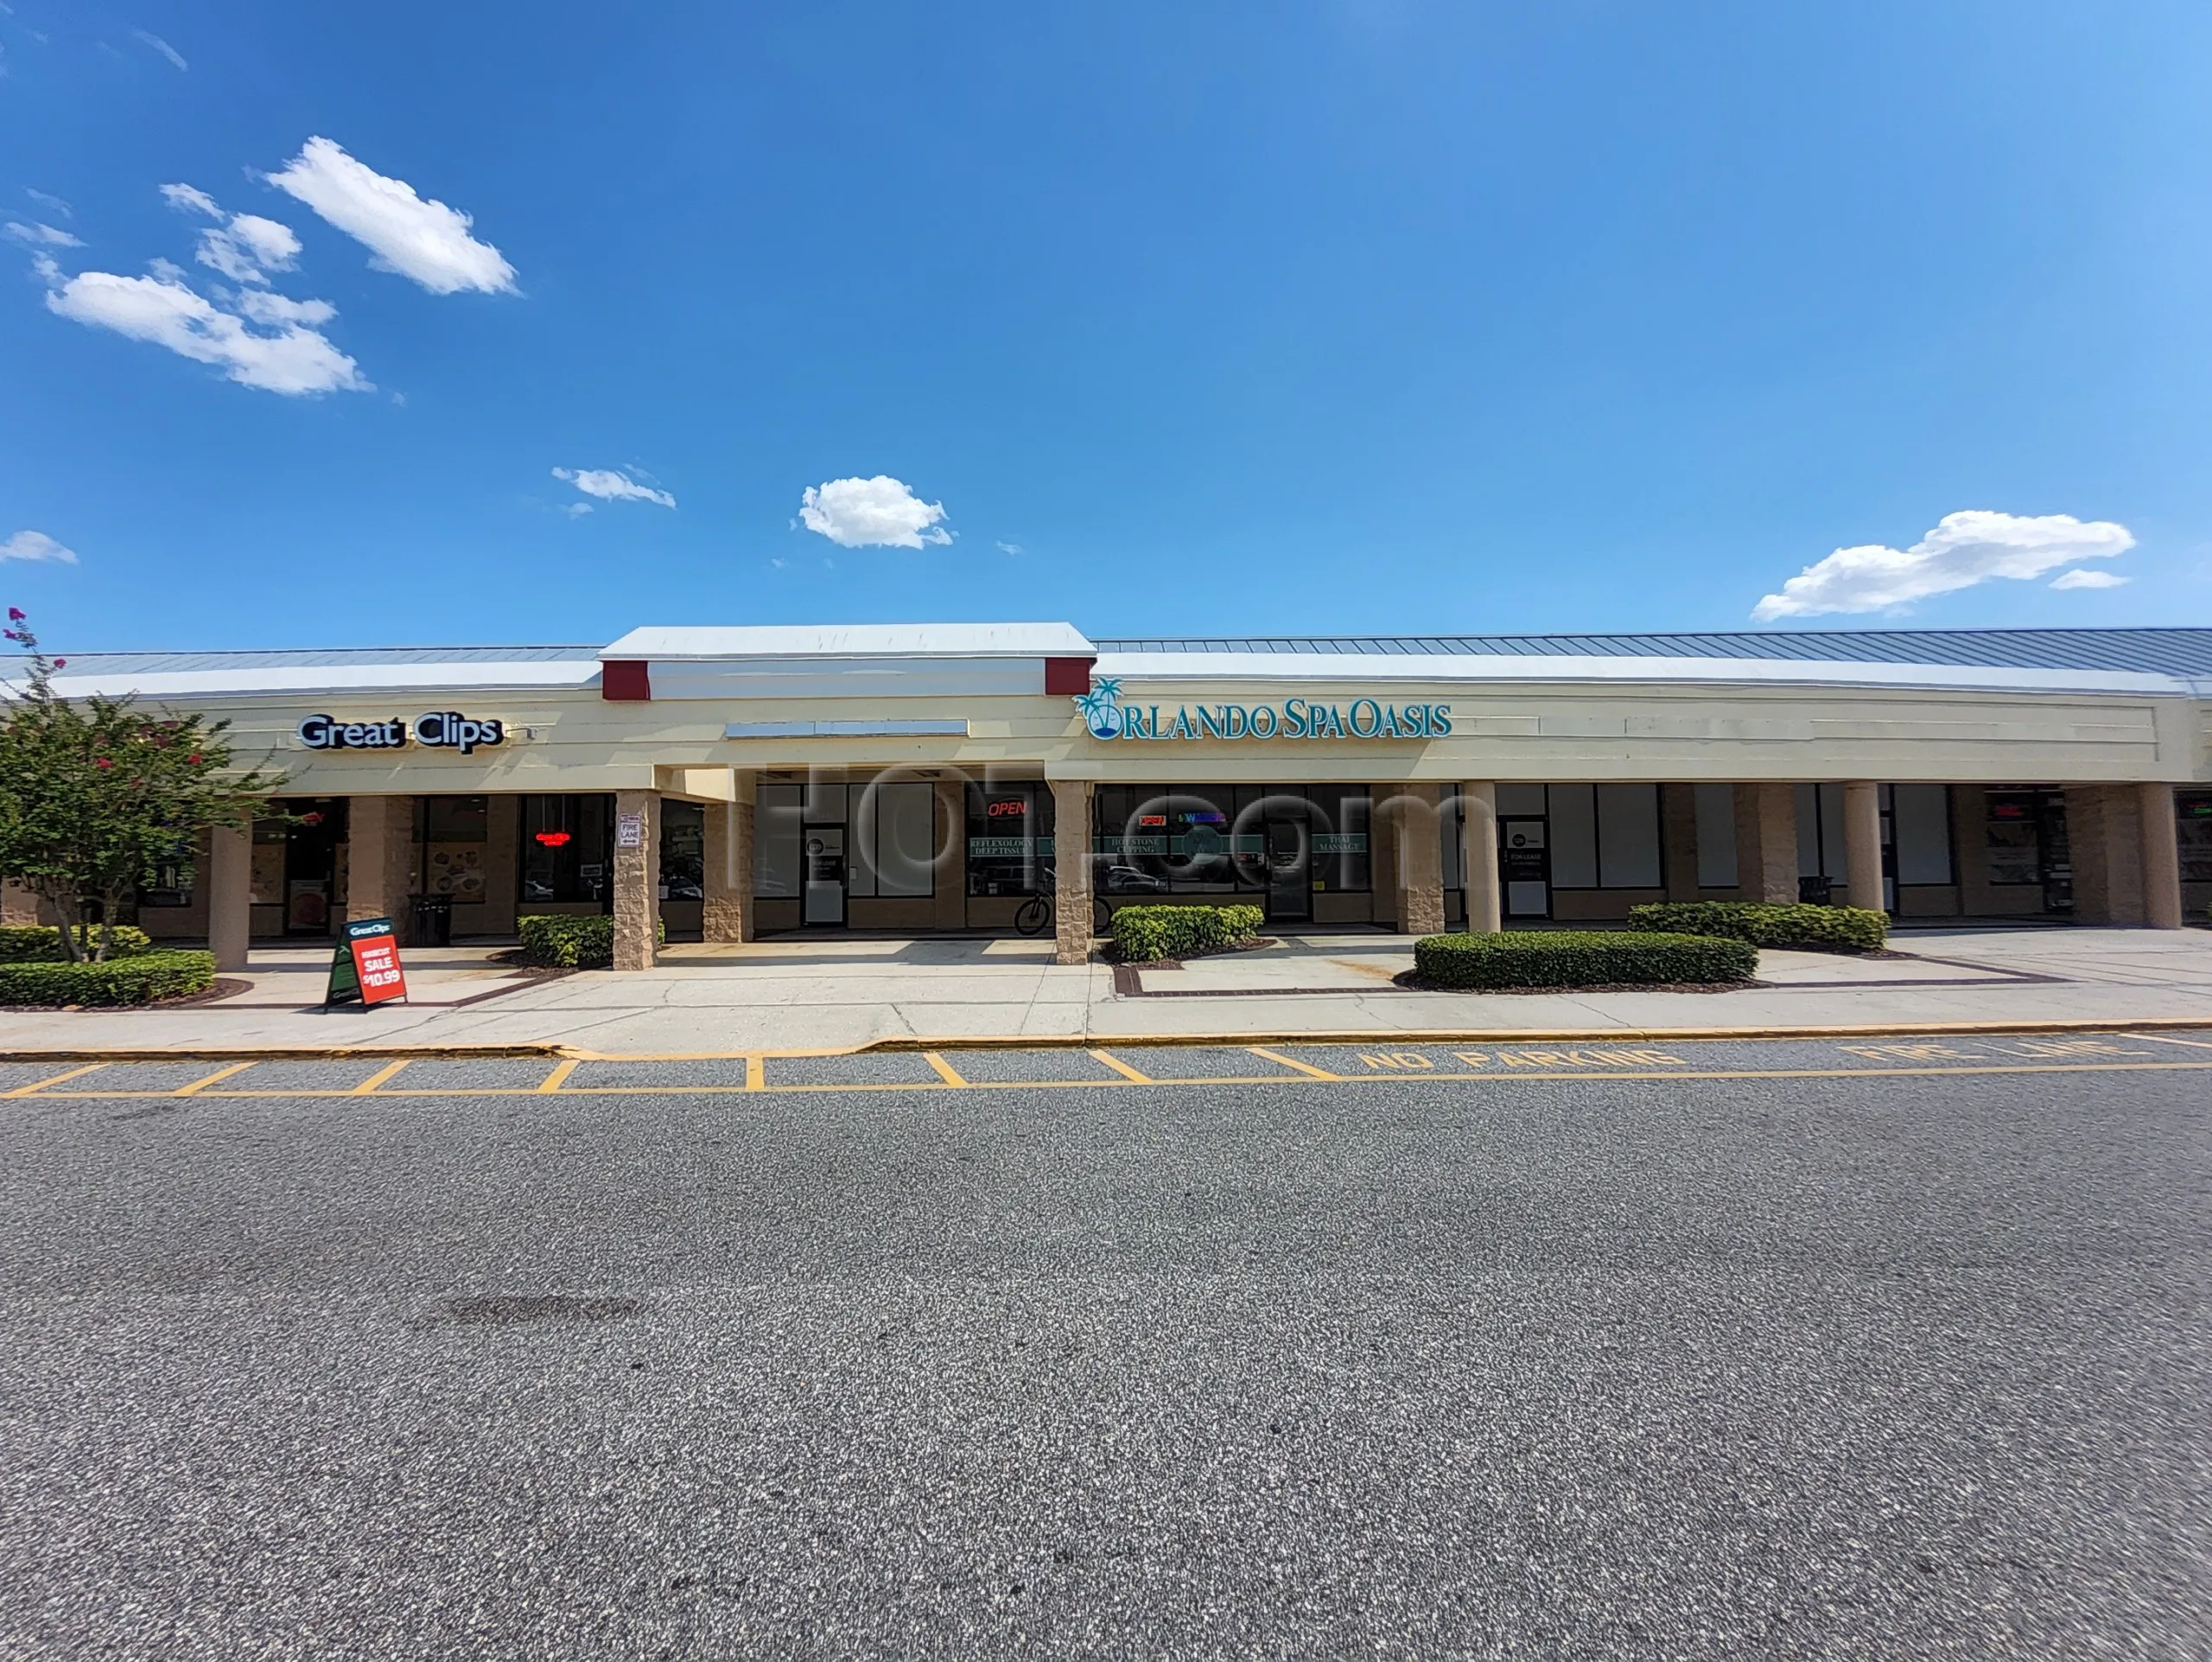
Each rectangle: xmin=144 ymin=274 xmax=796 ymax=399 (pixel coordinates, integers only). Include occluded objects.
xmin=1797 ymin=875 xmax=1833 ymax=906
xmin=409 ymin=893 xmax=454 ymax=946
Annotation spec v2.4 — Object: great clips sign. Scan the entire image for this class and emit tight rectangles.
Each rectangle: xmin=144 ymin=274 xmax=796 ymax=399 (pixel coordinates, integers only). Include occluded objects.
xmin=297 ymin=711 xmax=507 ymax=755
xmin=1073 ymin=678 xmax=1450 ymax=742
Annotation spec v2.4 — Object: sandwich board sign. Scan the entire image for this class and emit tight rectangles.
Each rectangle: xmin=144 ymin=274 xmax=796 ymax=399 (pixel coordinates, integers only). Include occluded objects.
xmin=326 ymin=917 xmax=409 ymax=1009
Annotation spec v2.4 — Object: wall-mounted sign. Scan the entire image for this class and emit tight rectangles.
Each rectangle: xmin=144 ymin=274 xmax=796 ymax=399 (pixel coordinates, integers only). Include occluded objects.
xmin=1072 ymin=677 xmax=1450 ymax=742
xmin=615 ymin=812 xmax=646 ymax=850
xmin=297 ymin=712 xmax=507 ymax=755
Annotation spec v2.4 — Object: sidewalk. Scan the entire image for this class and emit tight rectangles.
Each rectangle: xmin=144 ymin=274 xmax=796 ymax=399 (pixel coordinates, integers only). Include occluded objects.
xmin=2 ymin=927 xmax=2209 ymax=1059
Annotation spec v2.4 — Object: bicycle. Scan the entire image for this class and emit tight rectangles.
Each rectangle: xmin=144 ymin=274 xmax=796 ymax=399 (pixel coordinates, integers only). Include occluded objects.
xmin=1012 ymin=870 xmax=1113 ymax=939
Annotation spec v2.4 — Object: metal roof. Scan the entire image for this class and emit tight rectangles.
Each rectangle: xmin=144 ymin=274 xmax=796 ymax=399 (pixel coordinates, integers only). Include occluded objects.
xmin=1090 ymin=627 xmax=2212 ymax=677
xmin=16 ymin=645 xmax=603 ymax=673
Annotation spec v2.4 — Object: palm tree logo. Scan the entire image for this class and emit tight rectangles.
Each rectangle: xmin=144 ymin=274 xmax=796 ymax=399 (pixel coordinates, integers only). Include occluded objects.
xmin=1074 ymin=675 xmax=1124 ymax=740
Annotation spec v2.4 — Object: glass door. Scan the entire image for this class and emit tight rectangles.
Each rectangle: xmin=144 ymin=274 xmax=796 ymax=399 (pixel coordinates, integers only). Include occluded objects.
xmin=803 ymin=827 xmax=847 ymax=926
xmin=1499 ymin=817 xmax=1550 ymax=919
xmin=1263 ymin=814 xmax=1311 ymax=923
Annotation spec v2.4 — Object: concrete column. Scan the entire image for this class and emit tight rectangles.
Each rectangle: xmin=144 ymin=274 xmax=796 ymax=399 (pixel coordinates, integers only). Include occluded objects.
xmin=346 ymin=795 xmax=417 ymax=941
xmin=933 ymin=778 xmax=968 ymax=932
xmin=1843 ymin=781 xmax=1885 ymax=913
xmin=1733 ymin=783 xmax=1798 ymax=903
xmin=1459 ymin=782 xmax=1501 ymax=933
xmin=1051 ymin=780 xmax=1093 ymax=965
xmin=702 ymin=787 xmax=753 ymax=944
xmin=480 ymin=795 xmax=519 ymax=937
xmin=612 ymin=789 xmax=661 ymax=971
xmin=2067 ymin=784 xmax=2145 ymax=926
xmin=207 ymin=818 xmax=251 ymax=971
xmin=2139 ymin=783 xmax=2183 ymax=930
xmin=1393 ymin=784 xmax=1446 ymax=937
xmin=1660 ymin=785 xmax=1700 ymax=901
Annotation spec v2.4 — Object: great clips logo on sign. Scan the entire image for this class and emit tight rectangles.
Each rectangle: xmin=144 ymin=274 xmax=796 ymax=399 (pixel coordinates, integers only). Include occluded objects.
xmin=1073 ymin=678 xmax=1450 ymax=742
xmin=297 ymin=712 xmax=507 ymax=755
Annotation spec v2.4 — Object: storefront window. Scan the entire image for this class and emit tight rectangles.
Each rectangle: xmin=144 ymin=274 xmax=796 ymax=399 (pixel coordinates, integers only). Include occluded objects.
xmin=520 ymin=794 xmax=613 ymax=907
xmin=967 ymin=784 xmax=1052 ymax=896
xmin=660 ymin=802 xmax=705 ymax=901
xmin=1091 ymin=785 xmax=1370 ymax=896
xmin=138 ymin=839 xmax=195 ymax=907
xmin=421 ymin=795 xmax=488 ymax=906
xmin=2179 ymin=791 xmax=2212 ymax=884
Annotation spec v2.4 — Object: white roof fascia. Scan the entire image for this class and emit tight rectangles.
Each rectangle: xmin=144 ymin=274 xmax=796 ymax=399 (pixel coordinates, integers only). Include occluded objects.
xmin=24 ymin=662 xmax=603 ymax=701
xmin=602 ymin=623 xmax=1094 ymax=660
xmin=1090 ymin=652 xmax=2193 ymax=698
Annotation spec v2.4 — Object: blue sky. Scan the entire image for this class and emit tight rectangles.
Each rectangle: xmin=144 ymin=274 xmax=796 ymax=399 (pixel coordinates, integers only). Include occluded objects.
xmin=3 ymin=1 xmax=2209 ymax=650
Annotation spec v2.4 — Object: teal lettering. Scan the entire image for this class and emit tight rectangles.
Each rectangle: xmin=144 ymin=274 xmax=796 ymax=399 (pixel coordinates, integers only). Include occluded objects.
xmin=1172 ymin=706 xmax=1195 ymax=740
xmin=1284 ymin=697 xmax=1309 ymax=738
xmin=1222 ymin=704 xmax=1248 ymax=739
xmin=1196 ymin=705 xmax=1225 ymax=740
xmin=1404 ymin=704 xmax=1428 ymax=738
xmin=1428 ymin=704 xmax=1452 ymax=736
xmin=1376 ymin=702 xmax=1400 ymax=738
xmin=1348 ymin=698 xmax=1382 ymax=738
xmin=1250 ymin=704 xmax=1280 ymax=738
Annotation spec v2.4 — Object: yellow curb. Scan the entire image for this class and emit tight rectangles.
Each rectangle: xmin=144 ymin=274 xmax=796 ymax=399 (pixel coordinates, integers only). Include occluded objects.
xmin=2 ymin=1014 xmax=2209 ymax=1067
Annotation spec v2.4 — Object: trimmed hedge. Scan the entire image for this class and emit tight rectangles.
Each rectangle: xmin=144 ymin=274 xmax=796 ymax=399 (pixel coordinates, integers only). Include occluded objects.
xmin=516 ymin=914 xmax=664 ymax=968
xmin=1109 ymin=903 xmax=1265 ymax=963
xmin=1625 ymin=901 xmax=1888 ymax=953
xmin=1414 ymin=931 xmax=1756 ymax=989
xmin=0 ymin=924 xmax=156 ymax=962
xmin=0 ymin=950 xmax=217 ymax=1007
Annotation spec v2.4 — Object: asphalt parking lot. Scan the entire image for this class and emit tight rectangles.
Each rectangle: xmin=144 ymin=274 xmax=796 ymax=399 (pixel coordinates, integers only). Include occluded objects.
xmin=3 ymin=1032 xmax=2209 ymax=1659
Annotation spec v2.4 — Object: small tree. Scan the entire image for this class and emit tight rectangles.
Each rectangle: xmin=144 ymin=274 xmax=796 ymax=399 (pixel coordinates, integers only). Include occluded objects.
xmin=0 ymin=611 xmax=286 ymax=961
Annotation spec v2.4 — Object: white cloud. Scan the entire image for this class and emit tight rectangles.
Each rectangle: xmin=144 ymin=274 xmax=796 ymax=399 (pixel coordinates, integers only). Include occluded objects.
xmin=131 ymin=29 xmax=187 ymax=70
xmin=552 ymin=467 xmax=675 ymax=509
xmin=1 ymin=529 xmax=77 ymax=564
xmin=4 ymin=220 xmax=80 ymax=247
xmin=798 ymin=475 xmax=951 ymax=549
xmin=2050 ymin=568 xmax=2130 ymax=590
xmin=162 ymin=183 xmax=302 ymax=283
xmin=1751 ymin=510 xmax=2134 ymax=621
xmin=265 ymin=137 xmax=515 ymax=296
xmin=25 ymin=189 xmax=73 ymax=218
xmin=42 ymin=263 xmax=368 ymax=395
xmin=996 ymin=540 xmax=1023 ymax=555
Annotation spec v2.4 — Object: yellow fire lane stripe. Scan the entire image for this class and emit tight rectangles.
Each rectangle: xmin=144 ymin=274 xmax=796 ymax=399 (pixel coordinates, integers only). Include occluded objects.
xmin=1089 ymin=1048 xmax=1154 ymax=1083
xmin=4 ymin=1062 xmax=106 ymax=1097
xmin=352 ymin=1060 xmax=410 ymax=1094
xmin=1247 ymin=1046 xmax=1340 ymax=1080
xmin=924 ymin=1052 xmax=968 ymax=1086
xmin=746 ymin=1055 xmax=766 ymax=1091
xmin=537 ymin=1059 xmax=580 ymax=1093
xmin=175 ymin=1061 xmax=256 ymax=1096
xmin=2130 ymin=1032 xmax=2212 ymax=1052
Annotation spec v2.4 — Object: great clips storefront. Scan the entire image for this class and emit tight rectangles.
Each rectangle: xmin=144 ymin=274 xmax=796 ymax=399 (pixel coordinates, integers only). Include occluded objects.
xmin=29 ymin=622 xmax=2209 ymax=965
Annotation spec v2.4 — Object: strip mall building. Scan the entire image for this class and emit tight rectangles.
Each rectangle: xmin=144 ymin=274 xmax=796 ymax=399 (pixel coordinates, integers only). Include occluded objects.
xmin=23 ymin=623 xmax=2212 ymax=969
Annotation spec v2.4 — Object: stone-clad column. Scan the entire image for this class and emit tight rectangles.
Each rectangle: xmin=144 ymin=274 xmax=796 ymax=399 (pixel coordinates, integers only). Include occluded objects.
xmin=207 ymin=818 xmax=251 ymax=971
xmin=1734 ymin=784 xmax=1798 ymax=903
xmin=1843 ymin=781 xmax=1885 ymax=913
xmin=2140 ymin=783 xmax=2183 ymax=930
xmin=2068 ymin=784 xmax=2144 ymax=925
xmin=1661 ymin=785 xmax=1700 ymax=901
xmin=1395 ymin=784 xmax=1446 ymax=937
xmin=1459 ymin=782 xmax=1501 ymax=933
xmin=612 ymin=789 xmax=661 ymax=971
xmin=346 ymin=795 xmax=417 ymax=942
xmin=702 ymin=782 xmax=753 ymax=944
xmin=1052 ymin=780 xmax=1093 ymax=965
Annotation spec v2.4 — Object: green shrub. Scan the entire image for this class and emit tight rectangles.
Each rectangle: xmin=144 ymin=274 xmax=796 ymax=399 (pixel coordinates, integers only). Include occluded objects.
xmin=1109 ymin=903 xmax=1265 ymax=963
xmin=0 ymin=924 xmax=156 ymax=962
xmin=516 ymin=914 xmax=664 ymax=968
xmin=1625 ymin=901 xmax=1887 ymax=953
xmin=1414 ymin=931 xmax=1756 ymax=989
xmin=0 ymin=951 xmax=216 ymax=1006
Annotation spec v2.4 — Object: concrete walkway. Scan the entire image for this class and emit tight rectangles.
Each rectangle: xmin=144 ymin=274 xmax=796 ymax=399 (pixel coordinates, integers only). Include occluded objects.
xmin=3 ymin=926 xmax=2209 ymax=1058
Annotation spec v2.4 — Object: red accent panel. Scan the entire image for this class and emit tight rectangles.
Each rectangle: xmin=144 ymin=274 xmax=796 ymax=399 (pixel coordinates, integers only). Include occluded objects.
xmin=601 ymin=660 xmax=652 ymax=701
xmin=1044 ymin=657 xmax=1095 ymax=696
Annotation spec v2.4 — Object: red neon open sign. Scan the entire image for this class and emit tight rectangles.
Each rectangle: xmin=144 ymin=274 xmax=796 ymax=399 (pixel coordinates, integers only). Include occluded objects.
xmin=533 ymin=831 xmax=573 ymax=848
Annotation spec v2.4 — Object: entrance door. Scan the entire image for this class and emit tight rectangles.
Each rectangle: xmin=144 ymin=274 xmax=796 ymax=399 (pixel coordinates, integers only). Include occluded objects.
xmin=803 ymin=827 xmax=847 ymax=926
xmin=1263 ymin=816 xmax=1310 ymax=923
xmin=283 ymin=799 xmax=346 ymax=936
xmin=1499 ymin=817 xmax=1550 ymax=919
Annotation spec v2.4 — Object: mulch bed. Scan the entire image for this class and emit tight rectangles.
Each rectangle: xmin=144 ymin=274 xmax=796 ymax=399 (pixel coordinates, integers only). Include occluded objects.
xmin=1394 ymin=971 xmax=1759 ymax=996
